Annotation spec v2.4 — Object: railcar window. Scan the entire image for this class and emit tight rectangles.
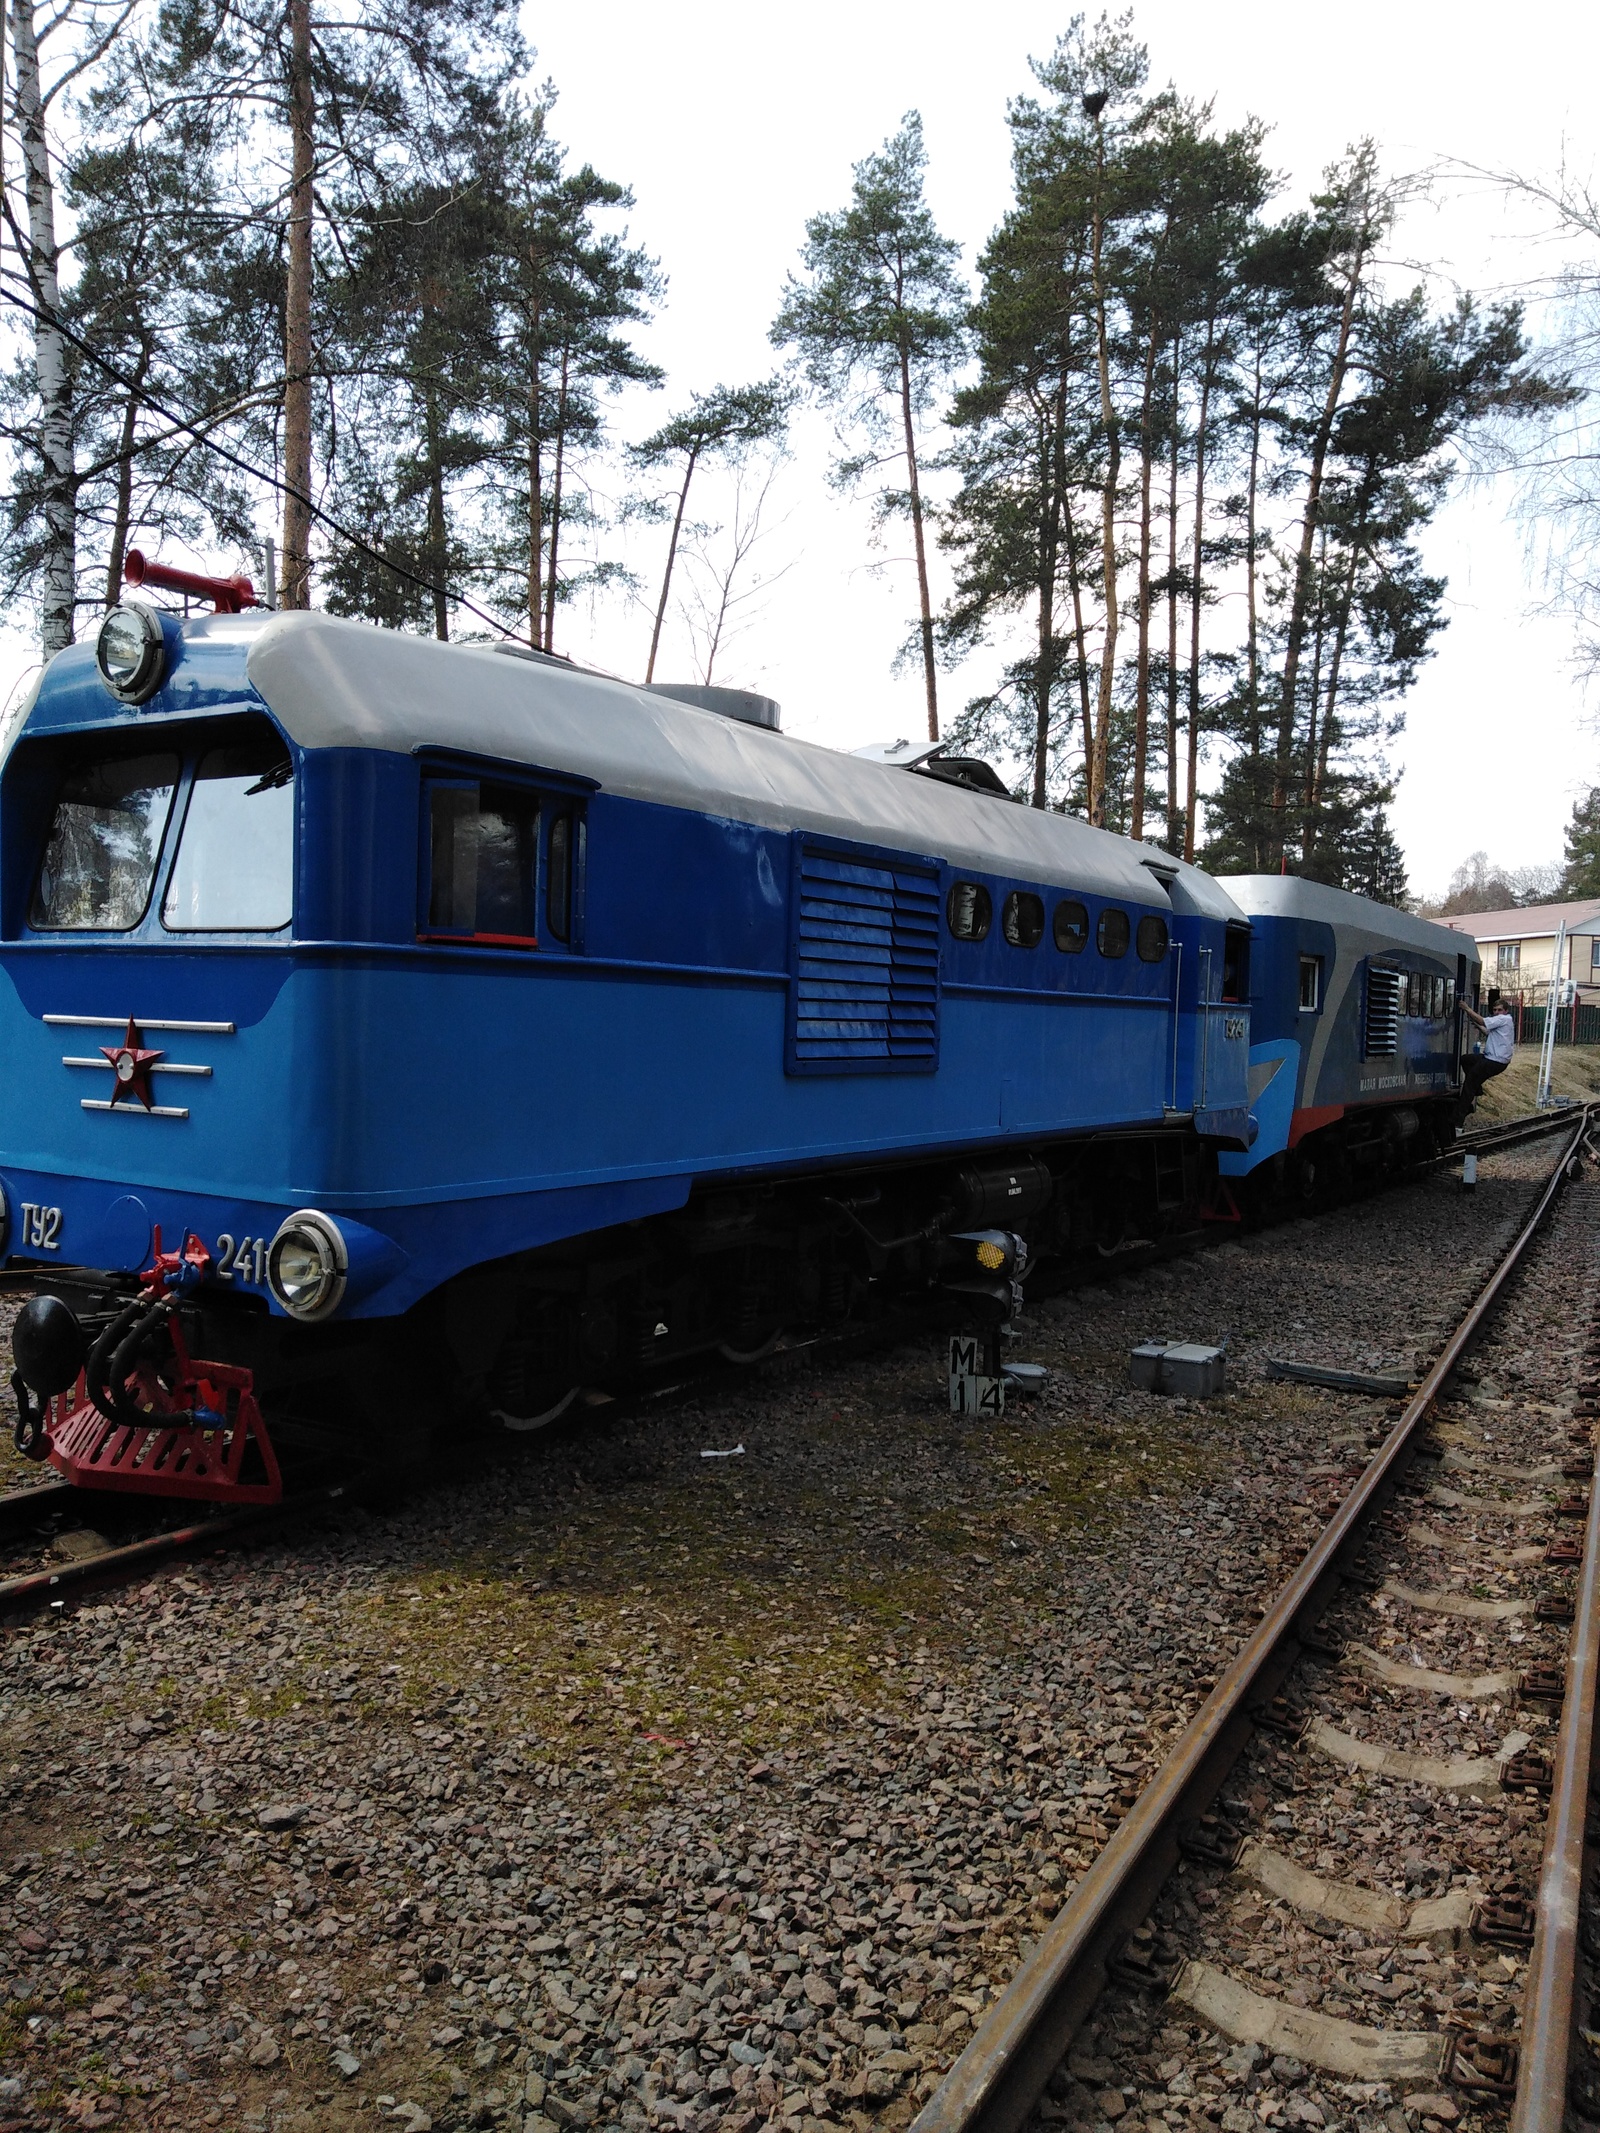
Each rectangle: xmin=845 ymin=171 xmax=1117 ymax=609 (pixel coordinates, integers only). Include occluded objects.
xmin=1002 ymin=890 xmax=1044 ymax=948
xmin=1052 ymin=900 xmax=1088 ymax=953
xmin=162 ymin=738 xmax=294 ymax=931
xmin=547 ymin=813 xmax=574 ymax=943
xmin=1299 ymin=956 xmax=1322 ymax=1012
xmin=30 ymin=752 xmax=179 ymax=931
xmin=1097 ymin=908 xmax=1130 ymax=958
xmin=947 ymin=881 xmax=992 ymax=941
xmin=1136 ymin=914 xmax=1169 ymax=963
xmin=427 ymin=782 xmax=540 ymax=940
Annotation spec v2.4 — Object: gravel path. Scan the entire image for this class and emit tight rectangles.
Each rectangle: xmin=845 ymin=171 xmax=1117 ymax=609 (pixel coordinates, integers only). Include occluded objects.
xmin=0 ymin=1150 xmax=1561 ymax=2133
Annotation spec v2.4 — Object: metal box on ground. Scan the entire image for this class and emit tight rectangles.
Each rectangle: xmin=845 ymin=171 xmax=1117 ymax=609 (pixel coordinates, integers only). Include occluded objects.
xmin=1130 ymin=1341 xmax=1227 ymax=1398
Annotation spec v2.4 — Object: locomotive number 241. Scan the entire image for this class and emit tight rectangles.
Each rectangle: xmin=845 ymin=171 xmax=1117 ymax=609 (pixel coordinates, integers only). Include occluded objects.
xmin=215 ymin=1234 xmax=267 ymax=1285
xmin=19 ymin=1202 xmax=62 ymax=1251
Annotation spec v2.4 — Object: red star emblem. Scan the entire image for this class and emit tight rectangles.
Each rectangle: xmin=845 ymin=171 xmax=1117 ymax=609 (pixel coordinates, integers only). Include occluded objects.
xmin=100 ymin=1017 xmax=165 ymax=1110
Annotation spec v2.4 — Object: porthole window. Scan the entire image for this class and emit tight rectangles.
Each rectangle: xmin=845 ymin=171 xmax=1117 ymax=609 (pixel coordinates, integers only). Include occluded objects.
xmin=1002 ymin=890 xmax=1045 ymax=949
xmin=1053 ymin=899 xmax=1088 ymax=953
xmin=1097 ymin=907 xmax=1130 ymax=959
xmin=947 ymin=881 xmax=992 ymax=942
xmin=1135 ymin=914 xmax=1169 ymax=963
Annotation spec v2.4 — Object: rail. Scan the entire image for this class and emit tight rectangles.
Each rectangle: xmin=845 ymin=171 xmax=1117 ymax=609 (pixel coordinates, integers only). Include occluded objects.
xmin=1512 ymin=1373 xmax=1600 ymax=2130
xmin=912 ymin=1106 xmax=1591 ymax=2133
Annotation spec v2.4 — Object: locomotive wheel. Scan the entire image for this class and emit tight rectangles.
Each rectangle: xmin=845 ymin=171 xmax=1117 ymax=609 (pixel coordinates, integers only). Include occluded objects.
xmin=495 ymin=1383 xmax=581 ymax=1433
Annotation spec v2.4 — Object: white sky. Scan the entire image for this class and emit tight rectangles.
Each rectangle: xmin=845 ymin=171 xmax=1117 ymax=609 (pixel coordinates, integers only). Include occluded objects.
xmin=5 ymin=0 xmax=1596 ymax=901
xmin=520 ymin=0 xmax=1600 ymax=900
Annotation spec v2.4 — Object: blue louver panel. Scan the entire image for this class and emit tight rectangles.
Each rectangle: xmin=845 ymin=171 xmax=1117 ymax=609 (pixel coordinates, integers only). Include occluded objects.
xmin=787 ymin=846 xmax=941 ymax=1076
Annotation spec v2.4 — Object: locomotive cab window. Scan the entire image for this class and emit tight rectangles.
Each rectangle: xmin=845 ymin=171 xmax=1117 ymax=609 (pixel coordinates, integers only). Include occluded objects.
xmin=1136 ymin=914 xmax=1169 ymax=963
xmin=947 ymin=881 xmax=992 ymax=941
xmin=1053 ymin=899 xmax=1088 ymax=953
xmin=1299 ymin=955 xmax=1322 ymax=1012
xmin=1097 ymin=907 xmax=1129 ymax=959
xmin=30 ymin=750 xmax=180 ymax=931
xmin=1002 ymin=890 xmax=1044 ymax=948
xmin=426 ymin=780 xmax=541 ymax=943
xmin=162 ymin=734 xmax=294 ymax=932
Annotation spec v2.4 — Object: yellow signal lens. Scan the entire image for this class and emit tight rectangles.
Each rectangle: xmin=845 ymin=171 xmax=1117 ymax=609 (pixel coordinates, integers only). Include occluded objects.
xmin=976 ymin=1240 xmax=1006 ymax=1270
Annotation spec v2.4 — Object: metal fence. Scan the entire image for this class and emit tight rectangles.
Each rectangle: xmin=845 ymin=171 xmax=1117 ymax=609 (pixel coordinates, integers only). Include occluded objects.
xmin=1508 ymin=998 xmax=1600 ymax=1047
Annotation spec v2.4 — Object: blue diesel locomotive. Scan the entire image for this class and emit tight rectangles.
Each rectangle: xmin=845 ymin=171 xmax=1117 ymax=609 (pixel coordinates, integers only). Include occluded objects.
xmin=0 ymin=581 xmax=1466 ymax=1499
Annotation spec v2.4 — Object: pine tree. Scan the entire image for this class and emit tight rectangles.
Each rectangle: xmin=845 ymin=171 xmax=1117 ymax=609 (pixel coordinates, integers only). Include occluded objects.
xmin=1561 ymin=789 xmax=1600 ymax=898
xmin=772 ymin=112 xmax=966 ymax=741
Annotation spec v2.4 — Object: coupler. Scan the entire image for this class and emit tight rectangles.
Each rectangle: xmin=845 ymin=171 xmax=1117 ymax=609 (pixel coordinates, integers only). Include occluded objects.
xmin=10 ymin=1229 xmax=282 ymax=1504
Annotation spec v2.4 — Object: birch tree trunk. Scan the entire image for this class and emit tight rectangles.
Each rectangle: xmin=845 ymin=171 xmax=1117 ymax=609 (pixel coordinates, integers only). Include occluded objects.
xmin=280 ymin=0 xmax=315 ymax=608
xmin=11 ymin=0 xmax=75 ymax=649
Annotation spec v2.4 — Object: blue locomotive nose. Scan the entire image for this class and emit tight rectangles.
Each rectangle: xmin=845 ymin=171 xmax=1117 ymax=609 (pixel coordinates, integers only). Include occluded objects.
xmin=12 ymin=1293 xmax=86 ymax=1397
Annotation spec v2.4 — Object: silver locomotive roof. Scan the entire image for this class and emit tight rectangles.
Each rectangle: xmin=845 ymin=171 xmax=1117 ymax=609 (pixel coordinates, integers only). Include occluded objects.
xmin=1218 ymin=874 xmax=1478 ymax=962
xmin=230 ymin=609 xmax=1238 ymax=912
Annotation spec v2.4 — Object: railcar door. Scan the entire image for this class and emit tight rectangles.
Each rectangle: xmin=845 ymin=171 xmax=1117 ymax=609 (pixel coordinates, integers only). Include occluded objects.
xmin=1191 ymin=920 xmax=1252 ymax=1139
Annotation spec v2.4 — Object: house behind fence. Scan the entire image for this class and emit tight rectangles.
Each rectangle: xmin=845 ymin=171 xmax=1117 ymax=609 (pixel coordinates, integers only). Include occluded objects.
xmin=1443 ymin=898 xmax=1600 ymax=1043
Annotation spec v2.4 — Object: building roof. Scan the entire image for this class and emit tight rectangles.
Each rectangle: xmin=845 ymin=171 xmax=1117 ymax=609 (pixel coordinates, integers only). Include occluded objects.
xmin=1439 ymin=898 xmax=1600 ymax=942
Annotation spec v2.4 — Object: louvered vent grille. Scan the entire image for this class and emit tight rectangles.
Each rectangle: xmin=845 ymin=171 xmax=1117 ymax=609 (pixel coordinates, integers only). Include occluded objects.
xmin=788 ymin=847 xmax=941 ymax=1074
xmin=1364 ymin=965 xmax=1402 ymax=1057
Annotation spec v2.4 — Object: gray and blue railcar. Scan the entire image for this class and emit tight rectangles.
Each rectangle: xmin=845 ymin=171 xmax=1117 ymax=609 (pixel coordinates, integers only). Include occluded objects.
xmin=1215 ymin=874 xmax=1481 ymax=1207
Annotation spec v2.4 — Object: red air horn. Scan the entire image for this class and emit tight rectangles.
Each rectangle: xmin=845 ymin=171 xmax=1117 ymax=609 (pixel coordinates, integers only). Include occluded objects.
xmin=122 ymin=548 xmax=258 ymax=615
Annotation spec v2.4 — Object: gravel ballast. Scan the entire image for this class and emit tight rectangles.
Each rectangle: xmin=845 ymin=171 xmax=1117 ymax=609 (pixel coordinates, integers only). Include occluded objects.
xmin=0 ymin=1149 xmax=1563 ymax=2133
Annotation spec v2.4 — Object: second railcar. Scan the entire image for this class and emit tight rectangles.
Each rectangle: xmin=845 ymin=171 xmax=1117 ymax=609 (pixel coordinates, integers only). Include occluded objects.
xmin=1215 ymin=873 xmax=1480 ymax=1208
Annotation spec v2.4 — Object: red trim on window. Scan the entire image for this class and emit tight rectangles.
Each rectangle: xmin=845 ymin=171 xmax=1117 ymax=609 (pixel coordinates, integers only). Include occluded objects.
xmin=417 ymin=931 xmax=540 ymax=950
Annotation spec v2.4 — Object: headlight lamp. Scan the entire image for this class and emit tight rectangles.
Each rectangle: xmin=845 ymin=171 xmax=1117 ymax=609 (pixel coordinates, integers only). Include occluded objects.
xmin=266 ymin=1210 xmax=348 ymax=1322
xmin=96 ymin=603 xmax=166 ymax=703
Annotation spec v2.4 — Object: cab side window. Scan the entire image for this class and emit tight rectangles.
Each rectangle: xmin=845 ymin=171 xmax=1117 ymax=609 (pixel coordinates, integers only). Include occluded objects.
xmin=426 ymin=780 xmax=541 ymax=943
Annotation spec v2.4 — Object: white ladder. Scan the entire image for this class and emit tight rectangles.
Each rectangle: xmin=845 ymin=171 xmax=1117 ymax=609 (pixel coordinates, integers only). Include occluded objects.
xmin=1536 ymin=920 xmax=1567 ymax=1109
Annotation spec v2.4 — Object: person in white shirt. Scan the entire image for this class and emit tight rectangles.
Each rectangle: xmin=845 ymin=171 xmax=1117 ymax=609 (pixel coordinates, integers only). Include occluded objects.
xmin=1458 ymin=989 xmax=1516 ymax=1118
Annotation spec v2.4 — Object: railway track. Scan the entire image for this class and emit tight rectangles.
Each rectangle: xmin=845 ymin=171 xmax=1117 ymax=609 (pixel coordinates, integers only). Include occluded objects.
xmin=912 ymin=1104 xmax=1599 ymax=2133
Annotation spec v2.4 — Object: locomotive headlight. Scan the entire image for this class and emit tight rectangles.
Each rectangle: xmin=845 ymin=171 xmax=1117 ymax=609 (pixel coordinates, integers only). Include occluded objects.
xmin=266 ymin=1210 xmax=347 ymax=1322
xmin=96 ymin=603 xmax=166 ymax=703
